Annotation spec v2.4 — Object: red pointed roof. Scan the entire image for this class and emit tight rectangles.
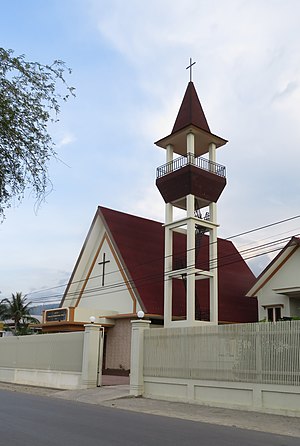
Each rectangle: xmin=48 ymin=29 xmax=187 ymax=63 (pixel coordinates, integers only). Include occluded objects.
xmin=99 ymin=206 xmax=257 ymax=322
xmin=155 ymin=82 xmax=227 ymax=155
xmin=172 ymin=81 xmax=210 ymax=134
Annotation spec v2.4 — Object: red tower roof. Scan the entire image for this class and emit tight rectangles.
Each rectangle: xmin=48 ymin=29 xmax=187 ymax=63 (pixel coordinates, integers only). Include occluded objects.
xmin=155 ymin=81 xmax=227 ymax=155
xmin=172 ymin=81 xmax=210 ymax=134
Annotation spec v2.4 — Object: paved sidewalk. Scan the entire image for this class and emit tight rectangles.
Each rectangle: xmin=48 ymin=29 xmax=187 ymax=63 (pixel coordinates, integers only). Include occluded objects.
xmin=52 ymin=384 xmax=130 ymax=404
xmin=51 ymin=385 xmax=300 ymax=438
xmin=1 ymin=380 xmax=300 ymax=438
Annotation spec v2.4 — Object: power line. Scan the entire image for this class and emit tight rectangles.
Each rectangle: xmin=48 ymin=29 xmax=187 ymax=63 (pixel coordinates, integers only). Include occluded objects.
xmin=28 ymin=224 xmax=299 ymax=304
xmin=227 ymin=214 xmax=300 ymax=240
xmin=26 ymin=212 xmax=300 ymax=302
xmin=40 ymin=239 xmax=287 ymax=303
xmin=28 ymin=232 xmax=297 ymax=305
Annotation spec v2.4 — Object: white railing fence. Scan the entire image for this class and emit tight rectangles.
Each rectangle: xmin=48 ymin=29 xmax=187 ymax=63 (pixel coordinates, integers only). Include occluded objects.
xmin=143 ymin=321 xmax=300 ymax=386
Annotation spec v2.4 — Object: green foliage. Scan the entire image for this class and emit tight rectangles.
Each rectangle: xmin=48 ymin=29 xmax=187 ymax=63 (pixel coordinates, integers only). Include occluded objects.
xmin=0 ymin=47 xmax=75 ymax=220
xmin=0 ymin=292 xmax=40 ymax=335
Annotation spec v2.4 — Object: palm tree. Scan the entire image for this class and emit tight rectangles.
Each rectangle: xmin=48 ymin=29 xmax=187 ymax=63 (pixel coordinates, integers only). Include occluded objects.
xmin=0 ymin=292 xmax=39 ymax=335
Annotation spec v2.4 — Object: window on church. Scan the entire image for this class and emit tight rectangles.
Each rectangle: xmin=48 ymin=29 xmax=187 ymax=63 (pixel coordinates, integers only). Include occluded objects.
xmin=267 ymin=306 xmax=282 ymax=322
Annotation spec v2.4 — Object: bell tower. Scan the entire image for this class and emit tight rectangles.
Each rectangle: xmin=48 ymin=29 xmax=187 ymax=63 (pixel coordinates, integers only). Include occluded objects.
xmin=155 ymin=63 xmax=228 ymax=327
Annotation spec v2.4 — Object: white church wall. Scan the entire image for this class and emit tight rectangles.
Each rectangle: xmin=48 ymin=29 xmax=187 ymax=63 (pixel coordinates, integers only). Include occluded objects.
xmin=63 ymin=216 xmax=106 ymax=308
xmin=74 ymin=307 xmax=118 ymax=323
xmin=63 ymin=214 xmax=138 ymax=316
xmin=78 ymin=237 xmax=136 ymax=314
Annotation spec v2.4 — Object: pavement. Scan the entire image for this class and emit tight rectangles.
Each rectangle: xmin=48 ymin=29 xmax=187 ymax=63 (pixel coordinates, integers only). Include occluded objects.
xmin=1 ymin=377 xmax=300 ymax=439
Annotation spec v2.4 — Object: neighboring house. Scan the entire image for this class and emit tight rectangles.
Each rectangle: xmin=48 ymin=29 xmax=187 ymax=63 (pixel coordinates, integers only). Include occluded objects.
xmin=247 ymin=236 xmax=300 ymax=321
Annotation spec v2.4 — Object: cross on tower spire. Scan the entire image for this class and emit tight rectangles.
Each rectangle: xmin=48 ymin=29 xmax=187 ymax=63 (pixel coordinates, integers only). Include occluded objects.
xmin=186 ymin=58 xmax=196 ymax=82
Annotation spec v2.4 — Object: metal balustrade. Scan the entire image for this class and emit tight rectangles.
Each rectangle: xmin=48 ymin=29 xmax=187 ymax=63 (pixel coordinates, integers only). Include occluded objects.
xmin=156 ymin=152 xmax=226 ymax=179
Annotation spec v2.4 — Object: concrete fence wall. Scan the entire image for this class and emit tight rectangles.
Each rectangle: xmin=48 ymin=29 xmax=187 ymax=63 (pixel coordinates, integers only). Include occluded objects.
xmin=0 ymin=324 xmax=103 ymax=389
xmin=130 ymin=320 xmax=300 ymax=416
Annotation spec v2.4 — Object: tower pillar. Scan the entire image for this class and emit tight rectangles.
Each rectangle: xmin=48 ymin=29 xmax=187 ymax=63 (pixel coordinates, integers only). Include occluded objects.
xmin=209 ymin=142 xmax=218 ymax=323
xmin=164 ymin=144 xmax=174 ymax=327
xmin=187 ymin=131 xmax=195 ymax=155
xmin=209 ymin=201 xmax=218 ymax=323
xmin=186 ymin=194 xmax=196 ymax=324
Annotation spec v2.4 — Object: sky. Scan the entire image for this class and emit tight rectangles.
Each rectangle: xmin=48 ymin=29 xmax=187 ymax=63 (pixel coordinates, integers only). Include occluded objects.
xmin=1 ymin=0 xmax=300 ymax=305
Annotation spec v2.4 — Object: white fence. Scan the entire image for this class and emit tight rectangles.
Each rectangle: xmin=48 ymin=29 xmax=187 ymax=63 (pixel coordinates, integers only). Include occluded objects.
xmin=144 ymin=321 xmax=300 ymax=386
xmin=0 ymin=325 xmax=103 ymax=389
xmin=130 ymin=320 xmax=300 ymax=416
xmin=0 ymin=332 xmax=84 ymax=372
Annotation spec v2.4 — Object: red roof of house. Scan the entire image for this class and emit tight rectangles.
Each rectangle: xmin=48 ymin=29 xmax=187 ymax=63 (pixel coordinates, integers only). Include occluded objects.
xmin=99 ymin=206 xmax=258 ymax=323
xmin=172 ymin=81 xmax=211 ymax=134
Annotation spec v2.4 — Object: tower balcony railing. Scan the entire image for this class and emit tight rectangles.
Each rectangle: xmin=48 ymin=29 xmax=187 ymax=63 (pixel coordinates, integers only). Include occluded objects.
xmin=156 ymin=152 xmax=226 ymax=179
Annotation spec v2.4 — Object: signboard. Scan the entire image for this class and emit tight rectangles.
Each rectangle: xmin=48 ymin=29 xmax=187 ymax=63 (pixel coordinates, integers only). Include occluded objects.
xmin=45 ymin=308 xmax=68 ymax=322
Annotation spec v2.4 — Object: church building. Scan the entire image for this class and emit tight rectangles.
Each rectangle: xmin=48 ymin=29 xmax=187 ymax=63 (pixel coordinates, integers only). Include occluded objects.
xmin=41 ymin=73 xmax=258 ymax=375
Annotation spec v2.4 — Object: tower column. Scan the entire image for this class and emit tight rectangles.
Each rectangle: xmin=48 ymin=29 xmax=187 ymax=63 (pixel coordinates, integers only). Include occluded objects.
xmin=165 ymin=144 xmax=174 ymax=225
xmin=209 ymin=142 xmax=216 ymax=163
xmin=166 ymin=144 xmax=173 ymax=163
xmin=164 ymin=221 xmax=173 ymax=327
xmin=187 ymin=132 xmax=195 ymax=155
xmin=186 ymin=193 xmax=195 ymax=323
xmin=209 ymin=142 xmax=218 ymax=323
xmin=164 ymin=144 xmax=174 ymax=326
xmin=186 ymin=133 xmax=196 ymax=323
xmin=209 ymin=202 xmax=218 ymax=323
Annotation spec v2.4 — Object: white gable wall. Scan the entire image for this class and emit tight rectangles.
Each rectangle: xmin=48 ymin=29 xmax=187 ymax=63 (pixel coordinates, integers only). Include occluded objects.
xmin=256 ymin=249 xmax=300 ymax=320
xmin=78 ymin=236 xmax=138 ymax=314
xmin=63 ymin=215 xmax=105 ymax=308
xmin=63 ymin=214 xmax=141 ymax=316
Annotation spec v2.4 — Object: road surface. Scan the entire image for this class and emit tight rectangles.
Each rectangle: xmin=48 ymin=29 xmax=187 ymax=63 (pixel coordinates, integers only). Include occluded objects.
xmin=0 ymin=389 xmax=298 ymax=446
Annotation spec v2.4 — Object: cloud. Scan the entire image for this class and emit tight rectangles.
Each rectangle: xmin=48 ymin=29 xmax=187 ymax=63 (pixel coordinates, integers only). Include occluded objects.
xmin=56 ymin=132 xmax=76 ymax=148
xmin=272 ymin=81 xmax=299 ymax=101
xmin=126 ymin=185 xmax=164 ymax=222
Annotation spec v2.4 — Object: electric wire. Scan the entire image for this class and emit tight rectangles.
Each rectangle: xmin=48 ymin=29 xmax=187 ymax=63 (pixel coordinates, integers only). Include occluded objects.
xmin=27 ymin=213 xmax=300 ymax=303
xmin=28 ymin=231 xmax=298 ymax=305
xmin=27 ymin=227 xmax=300 ymax=304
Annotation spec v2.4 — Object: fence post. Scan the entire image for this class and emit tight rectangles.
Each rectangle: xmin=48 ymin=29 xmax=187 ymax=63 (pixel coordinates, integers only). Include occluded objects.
xmin=255 ymin=323 xmax=262 ymax=383
xmin=81 ymin=324 xmax=102 ymax=389
xmin=130 ymin=319 xmax=151 ymax=396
